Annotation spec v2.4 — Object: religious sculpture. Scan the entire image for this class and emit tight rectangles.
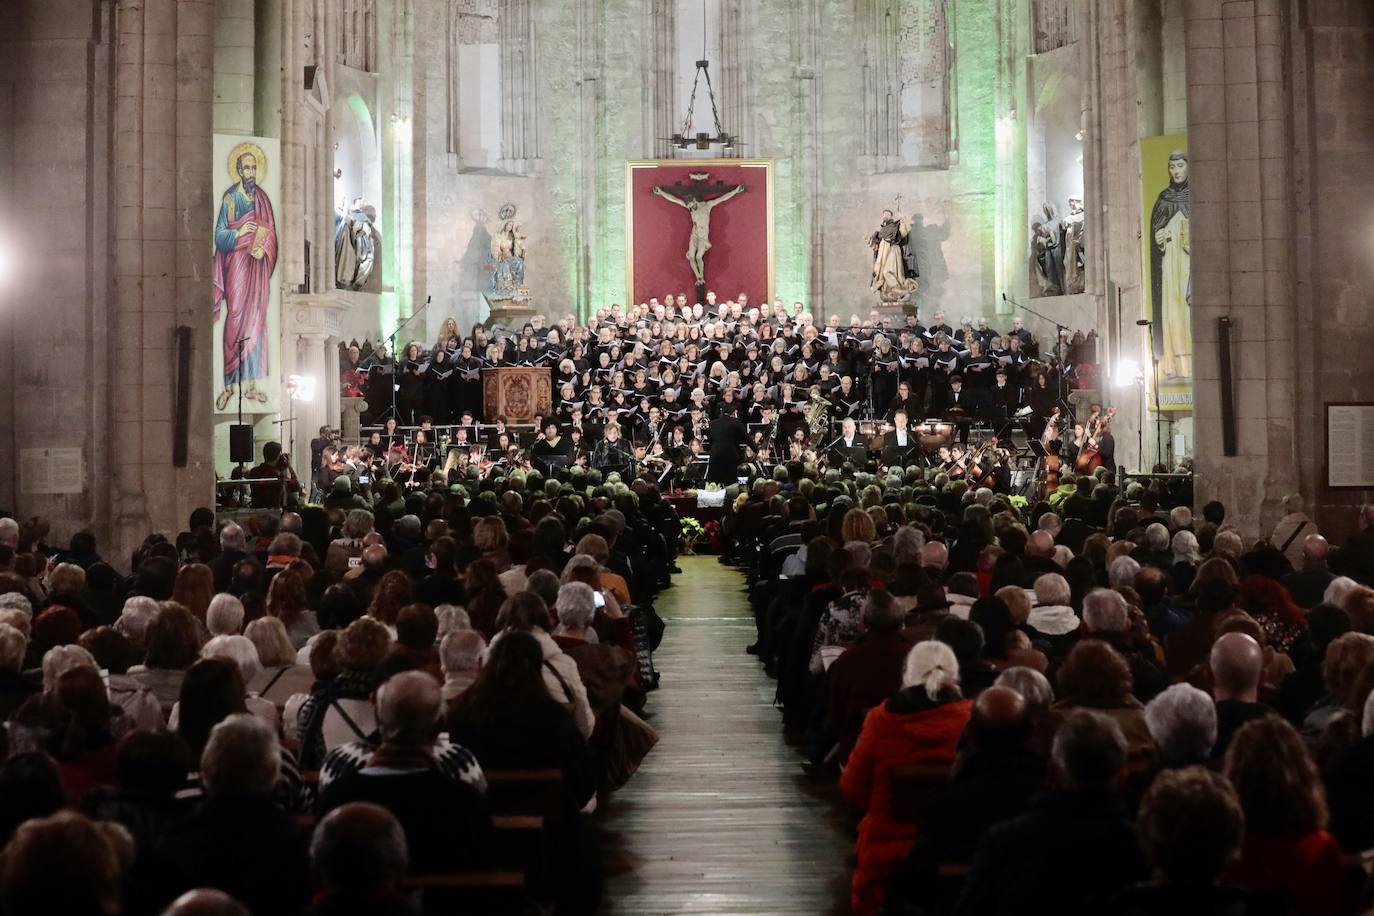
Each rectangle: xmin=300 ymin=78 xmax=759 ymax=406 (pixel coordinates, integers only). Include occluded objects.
xmin=334 ymin=197 xmax=381 ymax=291
xmin=652 ymin=179 xmax=746 ymax=287
xmin=1062 ymin=197 xmax=1085 ymax=295
xmin=1149 ymin=151 xmax=1191 ymax=379
xmin=488 ymin=204 xmax=529 ymax=303
xmin=1031 ymin=204 xmax=1066 ymax=297
xmin=213 ymin=143 xmax=278 ymax=410
xmin=868 ymin=208 xmax=919 ymax=302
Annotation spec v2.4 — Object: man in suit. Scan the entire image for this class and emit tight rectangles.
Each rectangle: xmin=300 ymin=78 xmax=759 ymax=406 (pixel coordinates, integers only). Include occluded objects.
xmin=882 ymin=411 xmax=913 ymax=450
xmin=707 ymin=414 xmax=749 ymax=484
xmin=938 ymin=375 xmax=968 ymax=413
xmin=839 ymin=417 xmax=862 ymax=449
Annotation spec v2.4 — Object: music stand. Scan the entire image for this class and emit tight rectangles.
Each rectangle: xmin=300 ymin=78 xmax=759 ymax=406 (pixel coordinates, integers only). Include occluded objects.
xmin=882 ymin=446 xmax=919 ymax=468
xmin=533 ymin=454 xmax=571 ymax=477
xmin=829 ymin=445 xmax=870 ymax=468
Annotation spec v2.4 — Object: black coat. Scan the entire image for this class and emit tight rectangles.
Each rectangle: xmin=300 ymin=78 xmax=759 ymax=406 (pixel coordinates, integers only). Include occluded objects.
xmin=707 ymin=416 xmax=748 ymax=484
xmin=954 ymin=790 xmax=1144 ymax=916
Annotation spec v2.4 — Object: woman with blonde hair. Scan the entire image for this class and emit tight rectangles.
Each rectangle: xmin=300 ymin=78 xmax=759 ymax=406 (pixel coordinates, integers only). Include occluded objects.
xmin=841 ymin=640 xmax=972 ymax=915
xmin=244 ymin=617 xmax=314 ymax=710
xmin=842 ymin=507 xmax=879 ymax=545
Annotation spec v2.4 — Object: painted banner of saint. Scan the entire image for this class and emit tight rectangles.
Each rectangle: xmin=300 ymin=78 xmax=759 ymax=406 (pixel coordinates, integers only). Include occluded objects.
xmin=1140 ymin=134 xmax=1192 ymax=411
xmin=213 ymin=140 xmax=279 ymax=410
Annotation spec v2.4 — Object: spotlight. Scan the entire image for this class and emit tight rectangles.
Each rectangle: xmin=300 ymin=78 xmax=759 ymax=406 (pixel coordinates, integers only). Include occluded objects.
xmin=287 ymin=374 xmax=317 ymax=403
xmin=1113 ymin=359 xmax=1141 ymax=388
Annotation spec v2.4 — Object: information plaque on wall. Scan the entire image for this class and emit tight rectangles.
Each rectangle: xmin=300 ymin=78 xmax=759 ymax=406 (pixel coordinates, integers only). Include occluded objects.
xmin=20 ymin=448 xmax=84 ymax=495
xmin=1326 ymin=404 xmax=1374 ymax=489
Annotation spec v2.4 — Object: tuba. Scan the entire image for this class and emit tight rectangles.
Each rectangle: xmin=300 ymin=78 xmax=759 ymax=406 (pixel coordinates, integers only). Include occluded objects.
xmin=806 ymin=398 xmax=830 ymax=443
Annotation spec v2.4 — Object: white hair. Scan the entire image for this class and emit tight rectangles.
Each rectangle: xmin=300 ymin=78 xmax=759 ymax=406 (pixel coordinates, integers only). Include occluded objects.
xmin=439 ymin=630 xmax=486 ymax=676
xmin=202 ymin=634 xmax=262 ymax=685
xmin=1325 ymin=576 xmax=1359 ymax=609
xmin=844 ymin=541 xmax=873 ymax=571
xmin=1169 ymin=506 xmax=1192 ymax=530
xmin=0 ymin=623 xmax=26 ymax=673
xmin=1145 ymin=523 xmax=1170 ymax=552
xmin=219 ymin=523 xmax=246 ymax=552
xmin=202 ymin=714 xmax=280 ymax=798
xmin=41 ymin=644 xmax=97 ymax=692
xmin=0 ymin=593 xmax=32 ymax=618
xmin=1144 ymin=683 xmax=1217 ymax=763
xmin=920 ymin=541 xmax=949 ymax=572
xmin=1083 ymin=588 xmax=1129 ymax=633
xmin=993 ymin=666 xmax=1054 ymax=708
xmin=0 ymin=518 xmax=17 ymax=549
xmin=555 ymin=583 xmax=597 ymax=630
xmin=434 ymin=605 xmax=471 ymax=639
xmin=1171 ymin=530 xmax=1201 ymax=564
xmin=902 ymin=640 xmax=961 ymax=696
xmin=206 ymin=594 xmax=245 ymax=636
xmin=1038 ymin=513 xmax=1062 ymax=537
xmin=1033 ymin=573 xmax=1071 ymax=608
xmin=1052 ymin=545 xmax=1073 ymax=568
xmin=116 ymin=596 xmax=160 ymax=645
xmin=1107 ymin=556 xmax=1142 ymax=591
xmin=893 ymin=526 xmax=925 ymax=565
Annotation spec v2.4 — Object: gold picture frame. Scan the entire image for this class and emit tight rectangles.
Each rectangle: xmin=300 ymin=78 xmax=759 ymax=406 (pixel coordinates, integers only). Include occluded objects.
xmin=624 ymin=158 xmax=775 ymax=305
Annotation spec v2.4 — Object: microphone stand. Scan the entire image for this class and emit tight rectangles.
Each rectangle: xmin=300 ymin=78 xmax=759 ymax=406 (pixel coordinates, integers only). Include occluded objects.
xmin=383 ymin=295 xmax=434 ymax=423
xmin=1003 ymin=292 xmax=1072 ymax=414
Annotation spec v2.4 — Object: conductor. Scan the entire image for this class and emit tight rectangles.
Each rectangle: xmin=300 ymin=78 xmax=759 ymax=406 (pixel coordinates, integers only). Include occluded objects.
xmin=707 ymin=414 xmax=749 ymax=485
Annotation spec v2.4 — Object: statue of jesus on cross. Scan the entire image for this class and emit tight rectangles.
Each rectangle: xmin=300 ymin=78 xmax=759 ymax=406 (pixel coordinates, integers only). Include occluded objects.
xmin=652 ymin=178 xmax=746 ymax=286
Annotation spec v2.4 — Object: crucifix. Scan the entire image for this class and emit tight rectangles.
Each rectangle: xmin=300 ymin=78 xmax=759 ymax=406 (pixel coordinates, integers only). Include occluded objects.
xmin=652 ymin=172 xmax=746 ymax=297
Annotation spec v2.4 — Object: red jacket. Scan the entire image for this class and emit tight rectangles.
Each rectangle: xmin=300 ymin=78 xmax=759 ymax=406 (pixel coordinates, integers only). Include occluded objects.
xmin=840 ymin=693 xmax=972 ymax=916
xmin=1228 ymin=829 xmax=1359 ymax=916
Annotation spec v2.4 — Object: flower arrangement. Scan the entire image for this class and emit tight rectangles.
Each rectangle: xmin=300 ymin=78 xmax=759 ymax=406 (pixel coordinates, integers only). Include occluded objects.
xmin=680 ymin=517 xmax=706 ymax=555
xmin=703 ymin=519 xmax=723 ymax=553
xmin=1009 ymin=495 xmax=1028 ymax=511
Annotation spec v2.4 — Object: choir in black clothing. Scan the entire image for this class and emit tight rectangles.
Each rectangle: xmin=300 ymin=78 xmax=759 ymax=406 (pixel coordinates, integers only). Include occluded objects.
xmin=341 ymin=301 xmax=1085 ymax=485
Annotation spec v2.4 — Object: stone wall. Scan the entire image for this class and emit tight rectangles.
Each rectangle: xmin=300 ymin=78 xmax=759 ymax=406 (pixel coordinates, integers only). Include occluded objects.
xmin=0 ymin=0 xmax=217 ymax=566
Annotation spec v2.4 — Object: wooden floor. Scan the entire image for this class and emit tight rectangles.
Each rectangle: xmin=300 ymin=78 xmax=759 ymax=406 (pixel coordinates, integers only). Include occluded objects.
xmin=598 ymin=557 xmax=853 ymax=915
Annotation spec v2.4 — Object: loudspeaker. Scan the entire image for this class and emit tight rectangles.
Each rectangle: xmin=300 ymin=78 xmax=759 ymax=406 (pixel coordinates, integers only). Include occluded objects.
xmin=229 ymin=424 xmax=256 ymax=464
xmin=304 ymin=64 xmax=317 ymax=91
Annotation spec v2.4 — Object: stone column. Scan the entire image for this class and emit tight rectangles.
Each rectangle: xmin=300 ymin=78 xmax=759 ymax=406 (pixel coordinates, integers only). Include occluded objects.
xmin=1185 ymin=0 xmax=1298 ymax=536
xmin=214 ymin=0 xmax=256 ymax=133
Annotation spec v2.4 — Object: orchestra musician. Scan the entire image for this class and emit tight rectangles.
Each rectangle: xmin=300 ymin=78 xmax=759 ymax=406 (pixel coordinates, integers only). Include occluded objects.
xmin=881 ymin=411 xmax=913 ymax=450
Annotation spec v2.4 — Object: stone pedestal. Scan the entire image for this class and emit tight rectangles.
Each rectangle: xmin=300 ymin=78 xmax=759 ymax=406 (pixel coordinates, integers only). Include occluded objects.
xmin=485 ymin=293 xmax=538 ymax=330
xmin=340 ymin=397 xmax=368 ymax=440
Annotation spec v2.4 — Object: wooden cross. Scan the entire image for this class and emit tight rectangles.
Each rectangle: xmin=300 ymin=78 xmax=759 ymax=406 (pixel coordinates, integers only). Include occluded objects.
xmin=656 ymin=173 xmax=740 ymax=202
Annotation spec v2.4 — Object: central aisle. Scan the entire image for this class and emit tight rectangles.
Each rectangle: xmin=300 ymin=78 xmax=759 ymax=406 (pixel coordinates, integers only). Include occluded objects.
xmin=598 ymin=557 xmax=853 ymax=914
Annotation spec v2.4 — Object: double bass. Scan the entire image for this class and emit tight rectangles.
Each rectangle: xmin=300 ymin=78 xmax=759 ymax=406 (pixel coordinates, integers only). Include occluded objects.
xmin=1074 ymin=405 xmax=1117 ymax=474
xmin=1040 ymin=408 xmax=1064 ymax=493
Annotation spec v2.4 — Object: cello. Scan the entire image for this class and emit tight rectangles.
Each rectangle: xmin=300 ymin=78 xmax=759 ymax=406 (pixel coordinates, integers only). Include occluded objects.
xmin=1074 ymin=406 xmax=1116 ymax=474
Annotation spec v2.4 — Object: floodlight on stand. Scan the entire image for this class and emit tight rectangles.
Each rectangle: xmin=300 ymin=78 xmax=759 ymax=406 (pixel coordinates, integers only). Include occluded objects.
xmin=1113 ymin=359 xmax=1141 ymax=389
xmin=287 ymin=374 xmax=317 ymax=403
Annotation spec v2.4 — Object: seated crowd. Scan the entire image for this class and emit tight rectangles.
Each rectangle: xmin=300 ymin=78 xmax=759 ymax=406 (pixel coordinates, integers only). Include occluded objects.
xmin=0 ymin=468 xmax=681 ymax=915
xmin=729 ymin=469 xmax=1374 ymax=915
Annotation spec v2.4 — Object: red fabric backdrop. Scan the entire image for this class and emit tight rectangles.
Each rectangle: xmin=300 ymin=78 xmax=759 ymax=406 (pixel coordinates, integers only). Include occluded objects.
xmin=628 ymin=161 xmax=771 ymax=305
